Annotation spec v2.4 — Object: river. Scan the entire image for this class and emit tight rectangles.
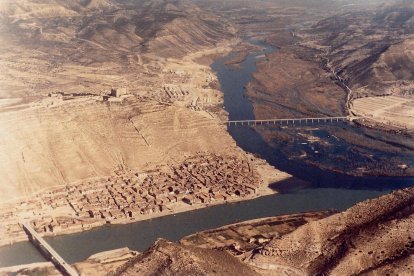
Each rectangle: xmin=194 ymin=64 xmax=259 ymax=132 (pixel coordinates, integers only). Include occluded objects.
xmin=0 ymin=40 xmax=413 ymax=268
xmin=212 ymin=39 xmax=414 ymax=190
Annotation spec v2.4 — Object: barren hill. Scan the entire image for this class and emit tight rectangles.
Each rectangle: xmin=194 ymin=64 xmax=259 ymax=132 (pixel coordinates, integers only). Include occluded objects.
xmin=295 ymin=1 xmax=414 ymax=131
xmin=0 ymin=0 xmax=234 ymax=59
xmin=0 ymin=0 xmax=235 ymax=98
xmin=352 ymin=38 xmax=414 ymax=97
xmin=303 ymin=0 xmax=414 ymax=98
xmin=248 ymin=187 xmax=414 ymax=275
xmin=112 ymin=239 xmax=258 ymax=276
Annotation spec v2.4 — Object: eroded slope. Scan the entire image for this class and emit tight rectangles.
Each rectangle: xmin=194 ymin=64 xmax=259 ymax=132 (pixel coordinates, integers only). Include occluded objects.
xmin=112 ymin=239 xmax=258 ymax=276
xmin=249 ymin=188 xmax=414 ymax=275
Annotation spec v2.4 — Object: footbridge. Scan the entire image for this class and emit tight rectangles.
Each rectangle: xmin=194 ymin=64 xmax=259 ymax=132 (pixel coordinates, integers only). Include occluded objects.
xmin=20 ymin=221 xmax=79 ymax=276
xmin=225 ymin=116 xmax=361 ymax=126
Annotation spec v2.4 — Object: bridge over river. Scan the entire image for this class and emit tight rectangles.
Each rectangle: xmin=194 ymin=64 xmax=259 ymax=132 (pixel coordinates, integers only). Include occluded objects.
xmin=20 ymin=221 xmax=79 ymax=276
xmin=224 ymin=116 xmax=362 ymax=126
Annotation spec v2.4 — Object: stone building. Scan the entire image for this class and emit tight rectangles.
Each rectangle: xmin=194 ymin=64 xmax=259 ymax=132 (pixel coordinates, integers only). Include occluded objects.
xmin=110 ymin=88 xmax=127 ymax=97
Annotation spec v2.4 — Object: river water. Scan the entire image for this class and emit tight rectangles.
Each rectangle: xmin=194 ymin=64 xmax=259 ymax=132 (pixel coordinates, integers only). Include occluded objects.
xmin=0 ymin=40 xmax=413 ymax=267
xmin=212 ymin=40 xmax=414 ymax=190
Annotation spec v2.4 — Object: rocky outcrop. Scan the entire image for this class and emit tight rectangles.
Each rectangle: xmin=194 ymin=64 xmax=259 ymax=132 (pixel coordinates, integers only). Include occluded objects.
xmin=248 ymin=187 xmax=414 ymax=275
xmin=111 ymin=239 xmax=258 ymax=276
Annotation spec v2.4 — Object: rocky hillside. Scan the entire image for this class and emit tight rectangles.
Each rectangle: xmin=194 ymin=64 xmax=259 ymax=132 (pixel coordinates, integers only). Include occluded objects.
xmin=248 ymin=187 xmax=414 ymax=275
xmin=302 ymin=0 xmax=414 ymax=98
xmin=111 ymin=239 xmax=258 ymax=276
xmin=0 ymin=0 xmax=234 ymax=60
xmin=0 ymin=0 xmax=235 ymax=100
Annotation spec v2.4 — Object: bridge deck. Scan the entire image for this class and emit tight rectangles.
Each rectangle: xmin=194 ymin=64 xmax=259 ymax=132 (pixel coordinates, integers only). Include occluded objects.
xmin=224 ymin=116 xmax=361 ymax=126
xmin=21 ymin=221 xmax=79 ymax=276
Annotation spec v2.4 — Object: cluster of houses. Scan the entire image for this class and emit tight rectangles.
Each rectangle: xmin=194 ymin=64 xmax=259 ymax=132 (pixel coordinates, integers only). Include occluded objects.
xmin=63 ymin=155 xmax=260 ymax=223
xmin=167 ymin=155 xmax=260 ymax=204
xmin=0 ymin=155 xmax=262 ymax=240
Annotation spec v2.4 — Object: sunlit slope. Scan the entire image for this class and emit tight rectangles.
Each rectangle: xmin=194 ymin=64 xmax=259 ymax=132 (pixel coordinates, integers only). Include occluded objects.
xmin=0 ymin=99 xmax=239 ymax=202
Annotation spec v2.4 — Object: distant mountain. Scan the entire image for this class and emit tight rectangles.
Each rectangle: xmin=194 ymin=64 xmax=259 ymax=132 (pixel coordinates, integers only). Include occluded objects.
xmin=374 ymin=0 xmax=414 ymax=28
xmin=303 ymin=0 xmax=414 ymax=98
xmin=0 ymin=0 xmax=113 ymax=18
xmin=0 ymin=0 xmax=234 ymax=59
